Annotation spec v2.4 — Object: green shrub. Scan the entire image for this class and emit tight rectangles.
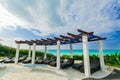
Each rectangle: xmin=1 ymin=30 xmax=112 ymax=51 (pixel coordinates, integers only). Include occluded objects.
xmin=47 ymin=53 xmax=55 ymax=58
xmin=61 ymin=55 xmax=70 ymax=59
xmin=89 ymin=54 xmax=99 ymax=60
xmin=0 ymin=44 xmax=120 ymax=68
xmin=104 ymin=52 xmax=120 ymax=67
xmin=73 ymin=55 xmax=83 ymax=60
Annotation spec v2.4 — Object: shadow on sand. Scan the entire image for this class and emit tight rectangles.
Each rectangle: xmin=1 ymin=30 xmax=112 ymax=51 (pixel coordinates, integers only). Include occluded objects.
xmin=83 ymin=69 xmax=120 ymax=80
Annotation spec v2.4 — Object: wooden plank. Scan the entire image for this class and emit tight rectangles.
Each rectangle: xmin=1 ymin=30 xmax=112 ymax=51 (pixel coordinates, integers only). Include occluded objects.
xmin=60 ymin=35 xmax=71 ymax=39
xmin=47 ymin=38 xmax=55 ymax=41
xmin=41 ymin=39 xmax=47 ymax=42
xmin=54 ymin=37 xmax=62 ymax=40
xmin=78 ymin=29 xmax=94 ymax=35
xmin=67 ymin=32 xmax=77 ymax=38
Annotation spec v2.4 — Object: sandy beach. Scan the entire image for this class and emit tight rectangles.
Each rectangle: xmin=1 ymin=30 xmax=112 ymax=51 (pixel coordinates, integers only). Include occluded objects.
xmin=0 ymin=63 xmax=112 ymax=80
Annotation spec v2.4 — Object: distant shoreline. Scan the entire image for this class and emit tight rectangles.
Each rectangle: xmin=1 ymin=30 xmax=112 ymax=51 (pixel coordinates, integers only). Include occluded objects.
xmin=38 ymin=50 xmax=120 ymax=55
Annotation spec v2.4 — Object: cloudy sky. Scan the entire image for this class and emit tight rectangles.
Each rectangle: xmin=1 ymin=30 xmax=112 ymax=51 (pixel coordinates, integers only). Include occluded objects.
xmin=0 ymin=0 xmax=120 ymax=50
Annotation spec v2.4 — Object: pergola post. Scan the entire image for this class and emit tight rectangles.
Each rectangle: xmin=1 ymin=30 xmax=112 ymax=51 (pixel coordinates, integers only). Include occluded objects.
xmin=15 ymin=44 xmax=20 ymax=64
xmin=31 ymin=43 xmax=36 ymax=64
xmin=57 ymin=40 xmax=61 ymax=70
xmin=98 ymin=40 xmax=105 ymax=72
xmin=44 ymin=45 xmax=47 ymax=59
xmin=82 ymin=35 xmax=90 ymax=77
xmin=28 ymin=45 xmax=31 ymax=59
xmin=70 ymin=43 xmax=73 ymax=58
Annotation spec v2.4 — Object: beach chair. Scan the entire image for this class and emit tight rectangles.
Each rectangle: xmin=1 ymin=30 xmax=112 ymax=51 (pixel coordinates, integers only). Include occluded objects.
xmin=43 ymin=57 xmax=56 ymax=64
xmin=4 ymin=57 xmax=14 ymax=63
xmin=35 ymin=57 xmax=47 ymax=64
xmin=49 ymin=58 xmax=64 ymax=67
xmin=22 ymin=58 xmax=31 ymax=64
xmin=60 ymin=58 xmax=74 ymax=69
xmin=79 ymin=60 xmax=100 ymax=74
xmin=0 ymin=57 xmax=11 ymax=63
xmin=72 ymin=60 xmax=100 ymax=74
xmin=18 ymin=56 xmax=27 ymax=62
xmin=4 ymin=56 xmax=27 ymax=63
xmin=72 ymin=61 xmax=84 ymax=70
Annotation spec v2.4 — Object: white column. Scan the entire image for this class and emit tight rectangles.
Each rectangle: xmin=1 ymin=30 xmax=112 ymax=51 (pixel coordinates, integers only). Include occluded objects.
xmin=82 ymin=35 xmax=90 ymax=77
xmin=28 ymin=45 xmax=31 ymax=59
xmin=70 ymin=43 xmax=73 ymax=58
xmin=31 ymin=43 xmax=36 ymax=64
xmin=44 ymin=45 xmax=47 ymax=59
xmin=57 ymin=40 xmax=61 ymax=70
xmin=15 ymin=44 xmax=20 ymax=64
xmin=98 ymin=40 xmax=105 ymax=71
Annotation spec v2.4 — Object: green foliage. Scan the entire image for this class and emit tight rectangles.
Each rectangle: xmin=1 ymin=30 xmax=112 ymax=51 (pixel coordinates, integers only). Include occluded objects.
xmin=89 ymin=54 xmax=99 ymax=60
xmin=47 ymin=54 xmax=55 ymax=58
xmin=0 ymin=44 xmax=120 ymax=68
xmin=0 ymin=44 xmax=55 ymax=58
xmin=73 ymin=55 xmax=83 ymax=60
xmin=0 ymin=44 xmax=16 ymax=57
xmin=61 ymin=55 xmax=70 ymax=59
xmin=104 ymin=52 xmax=120 ymax=67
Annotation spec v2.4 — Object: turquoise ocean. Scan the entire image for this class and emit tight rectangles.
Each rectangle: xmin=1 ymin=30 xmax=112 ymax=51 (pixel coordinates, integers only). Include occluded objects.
xmin=41 ymin=50 xmax=120 ymax=55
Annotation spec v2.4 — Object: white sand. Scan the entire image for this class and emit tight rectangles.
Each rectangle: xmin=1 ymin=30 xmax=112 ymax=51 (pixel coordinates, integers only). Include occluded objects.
xmin=0 ymin=64 xmax=111 ymax=80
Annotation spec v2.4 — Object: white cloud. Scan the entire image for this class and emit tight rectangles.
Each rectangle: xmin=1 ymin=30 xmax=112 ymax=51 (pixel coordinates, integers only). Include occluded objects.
xmin=0 ymin=0 xmax=120 ymax=36
xmin=0 ymin=0 xmax=120 ymax=49
xmin=0 ymin=4 xmax=26 ymax=31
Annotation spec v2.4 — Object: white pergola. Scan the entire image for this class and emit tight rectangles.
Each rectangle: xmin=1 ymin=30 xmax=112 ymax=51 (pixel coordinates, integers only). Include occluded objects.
xmin=14 ymin=29 xmax=106 ymax=77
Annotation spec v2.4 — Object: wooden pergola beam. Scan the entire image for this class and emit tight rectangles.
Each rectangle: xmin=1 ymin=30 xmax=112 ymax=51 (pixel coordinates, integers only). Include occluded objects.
xmin=15 ymin=40 xmax=20 ymax=44
xmin=41 ymin=39 xmax=47 ymax=42
xmin=47 ymin=38 xmax=55 ymax=41
xmin=54 ymin=37 xmax=62 ymax=40
xmin=67 ymin=32 xmax=77 ymax=38
xmin=36 ymin=39 xmax=41 ymax=42
xmin=78 ymin=29 xmax=94 ymax=35
xmin=31 ymin=40 xmax=37 ymax=42
xmin=15 ymin=29 xmax=106 ymax=46
xmin=60 ymin=35 xmax=71 ymax=41
xmin=25 ymin=40 xmax=31 ymax=42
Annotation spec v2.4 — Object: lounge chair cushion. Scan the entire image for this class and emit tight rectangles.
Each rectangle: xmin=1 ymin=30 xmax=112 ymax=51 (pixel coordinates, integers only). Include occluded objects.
xmin=72 ymin=62 xmax=84 ymax=70
xmin=60 ymin=58 xmax=74 ymax=69
xmin=79 ymin=60 xmax=100 ymax=74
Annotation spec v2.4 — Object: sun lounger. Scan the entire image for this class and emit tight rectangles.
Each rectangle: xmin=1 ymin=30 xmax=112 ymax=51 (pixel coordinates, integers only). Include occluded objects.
xmin=18 ymin=56 xmax=27 ymax=62
xmin=22 ymin=58 xmax=31 ymax=64
xmin=43 ymin=57 xmax=56 ymax=64
xmin=80 ymin=60 xmax=100 ymax=74
xmin=60 ymin=58 xmax=74 ymax=69
xmin=4 ymin=56 xmax=27 ymax=63
xmin=42 ymin=58 xmax=51 ymax=64
xmin=4 ymin=57 xmax=14 ymax=63
xmin=8 ymin=56 xmax=28 ymax=63
xmin=0 ymin=59 xmax=4 ymax=63
xmin=72 ymin=60 xmax=100 ymax=74
xmin=0 ymin=57 xmax=12 ymax=63
xmin=49 ymin=58 xmax=64 ymax=67
xmin=0 ymin=57 xmax=10 ymax=63
xmin=72 ymin=61 xmax=84 ymax=70
xmin=35 ymin=57 xmax=48 ymax=64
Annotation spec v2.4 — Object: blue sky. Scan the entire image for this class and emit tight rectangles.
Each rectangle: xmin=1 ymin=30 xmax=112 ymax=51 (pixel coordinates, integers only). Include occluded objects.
xmin=0 ymin=0 xmax=120 ymax=50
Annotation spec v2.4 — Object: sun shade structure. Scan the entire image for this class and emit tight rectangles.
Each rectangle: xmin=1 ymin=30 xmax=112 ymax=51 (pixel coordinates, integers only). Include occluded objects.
xmin=14 ymin=29 xmax=106 ymax=77
xmin=15 ymin=29 xmax=106 ymax=45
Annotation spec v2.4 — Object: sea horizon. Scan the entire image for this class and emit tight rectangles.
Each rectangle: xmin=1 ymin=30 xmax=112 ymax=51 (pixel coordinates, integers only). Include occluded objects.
xmin=39 ymin=49 xmax=120 ymax=55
